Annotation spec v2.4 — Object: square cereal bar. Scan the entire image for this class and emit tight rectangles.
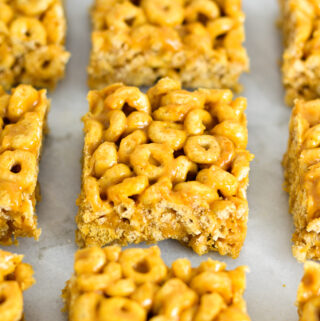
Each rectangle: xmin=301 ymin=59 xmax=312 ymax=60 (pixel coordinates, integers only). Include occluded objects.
xmin=0 ymin=85 xmax=49 ymax=244
xmin=279 ymin=0 xmax=320 ymax=105
xmin=0 ymin=0 xmax=70 ymax=90
xmin=297 ymin=261 xmax=320 ymax=320
xmin=76 ymin=78 xmax=254 ymax=258
xmin=283 ymin=99 xmax=320 ymax=261
xmin=88 ymin=0 xmax=249 ymax=91
xmin=0 ymin=249 xmax=35 ymax=321
xmin=63 ymin=246 xmax=251 ymax=321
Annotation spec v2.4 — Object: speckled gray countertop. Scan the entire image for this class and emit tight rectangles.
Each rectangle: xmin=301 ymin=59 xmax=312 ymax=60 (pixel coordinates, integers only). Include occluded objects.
xmin=0 ymin=1 xmax=301 ymax=320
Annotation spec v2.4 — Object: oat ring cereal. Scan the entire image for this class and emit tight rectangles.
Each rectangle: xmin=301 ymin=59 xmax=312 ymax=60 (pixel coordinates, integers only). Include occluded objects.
xmin=88 ymin=0 xmax=249 ymax=91
xmin=63 ymin=246 xmax=252 ymax=321
xmin=0 ymin=249 xmax=35 ymax=321
xmin=77 ymin=78 xmax=253 ymax=258
xmin=0 ymin=0 xmax=70 ymax=90
xmin=0 ymin=85 xmax=49 ymax=244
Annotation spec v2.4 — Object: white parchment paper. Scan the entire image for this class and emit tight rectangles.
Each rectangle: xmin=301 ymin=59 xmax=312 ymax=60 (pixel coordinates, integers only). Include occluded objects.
xmin=0 ymin=1 xmax=303 ymax=320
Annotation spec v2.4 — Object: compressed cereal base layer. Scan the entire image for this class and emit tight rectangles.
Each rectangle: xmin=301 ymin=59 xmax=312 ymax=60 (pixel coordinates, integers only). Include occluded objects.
xmin=62 ymin=245 xmax=251 ymax=321
xmin=297 ymin=261 xmax=320 ymax=320
xmin=76 ymin=77 xmax=253 ymax=258
xmin=0 ymin=249 xmax=34 ymax=321
xmin=0 ymin=85 xmax=50 ymax=245
xmin=283 ymin=99 xmax=320 ymax=261
xmin=279 ymin=0 xmax=320 ymax=105
xmin=88 ymin=0 xmax=249 ymax=91
xmin=0 ymin=0 xmax=70 ymax=90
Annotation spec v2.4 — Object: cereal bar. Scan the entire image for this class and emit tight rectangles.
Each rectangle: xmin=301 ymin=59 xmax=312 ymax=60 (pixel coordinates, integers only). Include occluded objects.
xmin=297 ymin=261 xmax=320 ymax=321
xmin=0 ymin=85 xmax=50 ymax=244
xmin=88 ymin=0 xmax=249 ymax=91
xmin=279 ymin=0 xmax=320 ymax=105
xmin=76 ymin=78 xmax=253 ymax=258
xmin=0 ymin=0 xmax=70 ymax=90
xmin=0 ymin=249 xmax=35 ymax=321
xmin=62 ymin=246 xmax=251 ymax=321
xmin=283 ymin=99 xmax=320 ymax=261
